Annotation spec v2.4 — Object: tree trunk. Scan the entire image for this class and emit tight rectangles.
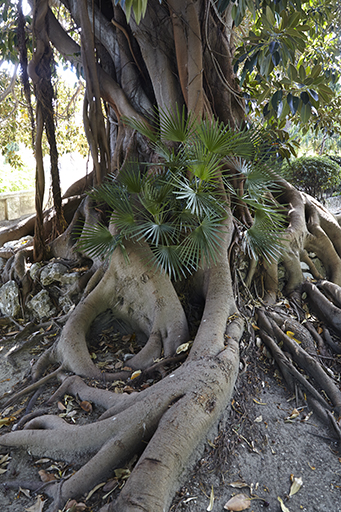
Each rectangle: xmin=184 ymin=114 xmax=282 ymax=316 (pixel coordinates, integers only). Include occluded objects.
xmin=0 ymin=2 xmax=341 ymax=512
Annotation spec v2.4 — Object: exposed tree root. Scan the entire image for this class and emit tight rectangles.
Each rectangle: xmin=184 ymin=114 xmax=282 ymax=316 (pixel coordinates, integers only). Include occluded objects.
xmin=257 ymin=305 xmax=341 ymax=436
xmin=30 ymin=239 xmax=190 ymax=382
xmin=0 ymin=218 xmax=242 ymax=511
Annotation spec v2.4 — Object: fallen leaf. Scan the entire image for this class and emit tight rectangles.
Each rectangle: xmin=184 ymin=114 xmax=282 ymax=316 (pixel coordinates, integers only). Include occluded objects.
xmin=122 ymin=334 xmax=132 ymax=342
xmin=131 ymin=370 xmax=142 ymax=380
xmin=114 ymin=468 xmax=131 ymax=479
xmin=58 ymin=401 xmax=67 ymax=411
xmin=80 ymin=401 xmax=93 ymax=413
xmin=286 ymin=331 xmax=301 ymax=343
xmin=19 ymin=487 xmax=31 ymax=498
xmin=103 ymin=479 xmax=118 ymax=492
xmin=182 ymin=497 xmax=198 ymax=503
xmin=38 ymin=469 xmax=57 ymax=482
xmin=85 ymin=481 xmax=106 ymax=501
xmin=66 ymin=500 xmax=77 ymax=511
xmin=289 ymin=476 xmax=303 ymax=496
xmin=25 ymin=495 xmax=46 ymax=512
xmin=34 ymin=458 xmax=51 ymax=464
xmin=207 ymin=485 xmax=214 ymax=511
xmin=176 ymin=342 xmax=190 ymax=354
xmin=66 ymin=500 xmax=87 ymax=511
xmin=0 ymin=453 xmax=10 ymax=465
xmin=224 ymin=493 xmax=251 ymax=510
xmin=278 ymin=496 xmax=290 ymax=512
xmin=285 ymin=408 xmax=300 ymax=421
xmin=228 ymin=481 xmax=249 ymax=489
xmin=0 ymin=417 xmax=15 ymax=428
xmin=253 ymin=399 xmax=267 ymax=405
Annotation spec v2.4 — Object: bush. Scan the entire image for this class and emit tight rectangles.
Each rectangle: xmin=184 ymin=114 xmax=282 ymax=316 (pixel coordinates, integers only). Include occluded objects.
xmin=283 ymin=156 xmax=341 ymax=200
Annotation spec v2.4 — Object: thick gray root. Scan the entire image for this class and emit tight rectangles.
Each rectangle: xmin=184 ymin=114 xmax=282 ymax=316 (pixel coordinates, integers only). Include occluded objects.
xmin=32 ymin=239 xmax=189 ymax=381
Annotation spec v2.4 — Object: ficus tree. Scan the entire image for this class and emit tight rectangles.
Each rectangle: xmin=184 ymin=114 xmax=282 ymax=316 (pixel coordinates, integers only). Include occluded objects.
xmin=0 ymin=1 xmax=341 ymax=512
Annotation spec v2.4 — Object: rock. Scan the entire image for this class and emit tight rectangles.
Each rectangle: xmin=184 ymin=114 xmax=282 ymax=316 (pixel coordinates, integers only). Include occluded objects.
xmin=3 ymin=235 xmax=33 ymax=252
xmin=0 ymin=281 xmax=21 ymax=317
xmin=59 ymin=294 xmax=75 ymax=314
xmin=29 ymin=262 xmax=43 ymax=281
xmin=26 ymin=289 xmax=56 ymax=320
xmin=59 ymin=272 xmax=79 ymax=286
xmin=40 ymin=262 xmax=69 ymax=286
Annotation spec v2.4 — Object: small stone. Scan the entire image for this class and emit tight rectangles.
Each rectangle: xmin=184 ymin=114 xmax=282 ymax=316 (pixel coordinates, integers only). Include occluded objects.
xmin=40 ymin=262 xmax=68 ymax=286
xmin=0 ymin=281 xmax=21 ymax=317
xmin=26 ymin=289 xmax=56 ymax=320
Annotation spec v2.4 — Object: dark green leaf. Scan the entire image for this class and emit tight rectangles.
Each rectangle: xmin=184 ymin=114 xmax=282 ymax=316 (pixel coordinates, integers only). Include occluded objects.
xmin=287 ymin=93 xmax=299 ymax=115
xmin=300 ymin=91 xmax=309 ymax=104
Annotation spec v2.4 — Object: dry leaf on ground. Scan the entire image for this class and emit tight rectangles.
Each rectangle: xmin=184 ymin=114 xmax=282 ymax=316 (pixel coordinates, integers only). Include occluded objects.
xmin=38 ymin=469 xmax=57 ymax=482
xmin=289 ymin=476 xmax=303 ymax=496
xmin=224 ymin=493 xmax=251 ymax=510
xmin=278 ymin=496 xmax=291 ymax=511
xmin=25 ymin=495 xmax=46 ymax=512
xmin=207 ymin=485 xmax=214 ymax=511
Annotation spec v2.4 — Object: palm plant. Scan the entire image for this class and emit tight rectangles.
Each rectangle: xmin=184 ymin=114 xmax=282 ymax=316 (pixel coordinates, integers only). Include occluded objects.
xmin=77 ymin=107 xmax=285 ymax=278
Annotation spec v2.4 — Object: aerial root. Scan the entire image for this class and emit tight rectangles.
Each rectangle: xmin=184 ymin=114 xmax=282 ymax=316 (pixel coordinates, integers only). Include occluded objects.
xmin=257 ymin=308 xmax=341 ymax=435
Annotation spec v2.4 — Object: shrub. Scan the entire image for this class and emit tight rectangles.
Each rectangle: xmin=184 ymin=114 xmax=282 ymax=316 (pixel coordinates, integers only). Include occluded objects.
xmin=283 ymin=156 xmax=341 ymax=200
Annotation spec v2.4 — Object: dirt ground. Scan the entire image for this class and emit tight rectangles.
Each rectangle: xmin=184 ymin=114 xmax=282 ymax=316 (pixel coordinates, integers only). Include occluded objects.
xmin=0 ymin=329 xmax=340 ymax=512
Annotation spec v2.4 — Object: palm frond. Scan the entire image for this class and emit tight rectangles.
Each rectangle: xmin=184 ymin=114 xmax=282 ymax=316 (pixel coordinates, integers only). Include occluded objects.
xmin=122 ymin=115 xmax=159 ymax=143
xmin=117 ymin=162 xmax=143 ymax=194
xmin=195 ymin=118 xmax=253 ymax=157
xmin=180 ymin=215 xmax=225 ymax=269
xmin=133 ymin=220 xmax=177 ymax=246
xmin=149 ymin=244 xmax=187 ymax=280
xmin=243 ymin=209 xmax=284 ymax=263
xmin=173 ymin=175 xmax=226 ymax=218
xmin=186 ymin=141 xmax=223 ymax=182
xmin=159 ymin=105 xmax=195 ymax=143
xmin=195 ymin=117 xmax=231 ymax=154
xmin=76 ymin=223 xmax=122 ymax=259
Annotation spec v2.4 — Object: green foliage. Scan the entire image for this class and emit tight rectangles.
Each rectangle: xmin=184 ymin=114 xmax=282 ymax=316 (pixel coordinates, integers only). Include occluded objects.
xmin=283 ymin=155 xmax=341 ymax=199
xmin=0 ymin=155 xmax=34 ymax=192
xmin=0 ymin=69 xmax=88 ymax=171
xmin=233 ymin=0 xmax=340 ymax=144
xmin=114 ymin=0 xmax=148 ymax=24
xmin=77 ymin=109 xmax=286 ymax=276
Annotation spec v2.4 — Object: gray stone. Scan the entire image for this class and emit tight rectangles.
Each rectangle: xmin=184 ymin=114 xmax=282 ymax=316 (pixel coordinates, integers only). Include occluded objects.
xmin=0 ymin=281 xmax=21 ymax=317
xmin=40 ymin=262 xmax=68 ymax=286
xmin=3 ymin=235 xmax=33 ymax=252
xmin=60 ymin=272 xmax=79 ymax=286
xmin=59 ymin=295 xmax=75 ymax=314
xmin=26 ymin=289 xmax=56 ymax=320
xmin=29 ymin=262 xmax=43 ymax=281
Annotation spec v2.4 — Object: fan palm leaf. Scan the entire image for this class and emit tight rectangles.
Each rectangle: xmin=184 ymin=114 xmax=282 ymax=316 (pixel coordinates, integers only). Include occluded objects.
xmin=180 ymin=215 xmax=225 ymax=269
xmin=76 ymin=223 xmax=123 ymax=259
xmin=243 ymin=208 xmax=284 ymax=263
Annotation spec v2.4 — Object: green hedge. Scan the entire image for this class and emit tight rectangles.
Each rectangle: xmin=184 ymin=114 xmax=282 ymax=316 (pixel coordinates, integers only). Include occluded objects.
xmin=283 ymin=156 xmax=341 ymax=200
